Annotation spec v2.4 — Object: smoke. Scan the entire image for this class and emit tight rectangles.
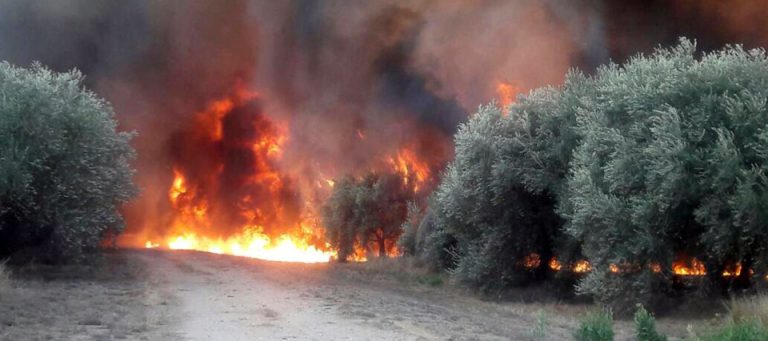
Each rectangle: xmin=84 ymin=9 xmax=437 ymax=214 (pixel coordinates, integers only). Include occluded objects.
xmin=0 ymin=0 xmax=766 ymax=242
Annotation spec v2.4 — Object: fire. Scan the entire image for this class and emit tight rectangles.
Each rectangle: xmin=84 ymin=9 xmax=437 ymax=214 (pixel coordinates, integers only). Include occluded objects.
xmin=139 ymin=86 xmax=340 ymax=264
xmin=533 ymin=254 xmax=754 ymax=278
xmin=169 ymin=169 xmax=187 ymax=203
xmin=722 ymin=263 xmax=743 ymax=278
xmin=522 ymin=253 xmax=541 ymax=269
xmin=148 ymin=228 xmax=334 ymax=263
xmin=496 ymin=81 xmax=521 ymax=115
xmin=389 ymin=148 xmax=431 ymax=191
xmin=549 ymin=257 xmax=562 ymax=271
xmin=572 ymin=260 xmax=592 ymax=273
xmin=548 ymin=257 xmax=591 ymax=273
xmin=609 ymin=264 xmax=620 ymax=273
xmin=672 ymin=257 xmax=707 ymax=276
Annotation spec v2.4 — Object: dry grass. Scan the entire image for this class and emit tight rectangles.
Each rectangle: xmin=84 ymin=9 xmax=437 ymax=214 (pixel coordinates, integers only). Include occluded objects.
xmin=342 ymin=256 xmax=446 ymax=287
xmin=727 ymin=293 xmax=768 ymax=325
xmin=0 ymin=251 xmax=176 ymax=340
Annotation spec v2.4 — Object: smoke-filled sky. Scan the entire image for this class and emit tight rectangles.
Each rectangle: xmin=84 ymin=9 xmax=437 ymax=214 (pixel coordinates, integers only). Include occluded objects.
xmin=1 ymin=0 xmax=766 ymax=239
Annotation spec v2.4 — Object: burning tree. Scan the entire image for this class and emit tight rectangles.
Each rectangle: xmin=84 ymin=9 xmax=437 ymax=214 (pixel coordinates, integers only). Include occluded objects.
xmin=322 ymin=171 xmax=416 ymax=261
xmin=0 ymin=62 xmax=136 ymax=260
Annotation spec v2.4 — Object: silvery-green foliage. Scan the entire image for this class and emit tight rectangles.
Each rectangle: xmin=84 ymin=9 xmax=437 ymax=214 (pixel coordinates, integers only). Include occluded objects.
xmin=322 ymin=176 xmax=358 ymax=262
xmin=429 ymin=78 xmax=582 ymax=289
xmin=323 ymin=172 xmax=414 ymax=261
xmin=564 ymin=38 xmax=768 ymax=307
xmin=0 ymin=62 xmax=137 ymax=260
xmin=397 ymin=201 xmax=422 ymax=256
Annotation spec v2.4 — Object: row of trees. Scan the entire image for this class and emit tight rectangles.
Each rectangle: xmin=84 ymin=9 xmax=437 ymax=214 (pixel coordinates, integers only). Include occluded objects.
xmin=318 ymin=39 xmax=768 ymax=310
xmin=0 ymin=62 xmax=136 ymax=260
xmin=404 ymin=39 xmax=768 ymax=310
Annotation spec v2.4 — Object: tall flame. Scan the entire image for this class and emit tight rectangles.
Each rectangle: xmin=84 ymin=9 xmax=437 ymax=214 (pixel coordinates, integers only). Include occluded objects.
xmin=142 ymin=87 xmax=336 ymax=263
xmin=388 ymin=148 xmax=431 ymax=192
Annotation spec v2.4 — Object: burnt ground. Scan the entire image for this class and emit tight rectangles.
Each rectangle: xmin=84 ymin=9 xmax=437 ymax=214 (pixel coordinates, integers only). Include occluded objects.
xmin=0 ymin=250 xmax=722 ymax=340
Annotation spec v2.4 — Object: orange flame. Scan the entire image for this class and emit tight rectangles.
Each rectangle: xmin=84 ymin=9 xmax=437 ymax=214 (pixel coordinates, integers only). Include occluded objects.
xmin=141 ymin=87 xmax=339 ymax=263
xmin=148 ymin=227 xmax=334 ymax=263
xmin=572 ymin=260 xmax=592 ymax=273
xmin=496 ymin=81 xmax=521 ymax=115
xmin=388 ymin=148 xmax=431 ymax=192
xmin=672 ymin=257 xmax=707 ymax=276
xmin=549 ymin=257 xmax=562 ymax=271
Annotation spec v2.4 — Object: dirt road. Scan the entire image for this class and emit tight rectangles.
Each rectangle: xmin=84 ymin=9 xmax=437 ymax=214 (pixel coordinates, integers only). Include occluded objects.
xmin=5 ymin=250 xmax=661 ymax=340
xmin=132 ymin=250 xmax=593 ymax=341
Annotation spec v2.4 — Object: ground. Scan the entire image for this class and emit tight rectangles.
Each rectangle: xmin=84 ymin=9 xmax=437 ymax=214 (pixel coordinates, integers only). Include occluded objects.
xmin=0 ymin=250 xmax=719 ymax=340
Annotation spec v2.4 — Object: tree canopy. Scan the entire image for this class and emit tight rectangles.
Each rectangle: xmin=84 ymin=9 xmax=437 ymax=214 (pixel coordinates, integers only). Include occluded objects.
xmin=417 ymin=38 xmax=768 ymax=310
xmin=0 ymin=62 xmax=137 ymax=260
xmin=322 ymin=171 xmax=415 ymax=261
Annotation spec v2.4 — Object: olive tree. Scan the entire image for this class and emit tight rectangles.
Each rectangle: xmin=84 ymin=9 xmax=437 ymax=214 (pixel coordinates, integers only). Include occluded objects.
xmin=0 ymin=62 xmax=137 ymax=260
xmin=323 ymin=171 xmax=415 ymax=260
xmin=428 ymin=75 xmax=583 ymax=289
xmin=563 ymin=39 xmax=768 ymax=308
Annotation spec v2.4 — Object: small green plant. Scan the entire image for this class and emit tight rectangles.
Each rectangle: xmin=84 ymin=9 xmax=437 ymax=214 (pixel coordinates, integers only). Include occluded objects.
xmin=700 ymin=319 xmax=768 ymax=341
xmin=634 ymin=305 xmax=667 ymax=341
xmin=529 ymin=310 xmax=548 ymax=340
xmin=418 ymin=274 xmax=443 ymax=287
xmin=574 ymin=309 xmax=614 ymax=341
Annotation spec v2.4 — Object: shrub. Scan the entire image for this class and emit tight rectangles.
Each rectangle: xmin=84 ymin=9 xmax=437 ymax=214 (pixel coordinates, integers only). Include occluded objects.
xmin=700 ymin=320 xmax=768 ymax=341
xmin=0 ymin=62 xmax=137 ymax=260
xmin=634 ymin=305 xmax=667 ymax=341
xmin=727 ymin=294 xmax=768 ymax=327
xmin=574 ymin=310 xmax=614 ymax=341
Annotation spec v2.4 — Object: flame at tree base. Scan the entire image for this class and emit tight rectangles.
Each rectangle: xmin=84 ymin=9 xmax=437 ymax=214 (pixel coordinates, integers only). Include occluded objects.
xmin=145 ymin=229 xmax=336 ymax=263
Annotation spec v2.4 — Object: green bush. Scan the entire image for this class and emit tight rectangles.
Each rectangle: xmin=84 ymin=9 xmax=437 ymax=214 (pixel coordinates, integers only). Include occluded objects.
xmin=0 ymin=62 xmax=136 ymax=260
xmin=574 ymin=310 xmax=614 ymax=341
xmin=634 ymin=305 xmax=667 ymax=341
